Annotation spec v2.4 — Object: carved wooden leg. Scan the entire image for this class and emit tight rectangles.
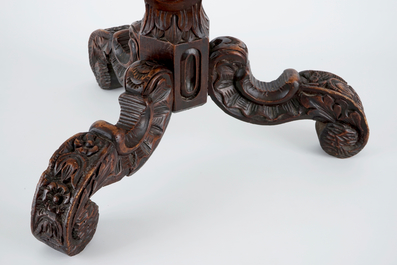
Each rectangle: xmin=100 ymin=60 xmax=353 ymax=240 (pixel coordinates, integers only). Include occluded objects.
xmin=88 ymin=21 xmax=141 ymax=89
xmin=209 ymin=37 xmax=369 ymax=158
xmin=31 ymin=60 xmax=173 ymax=256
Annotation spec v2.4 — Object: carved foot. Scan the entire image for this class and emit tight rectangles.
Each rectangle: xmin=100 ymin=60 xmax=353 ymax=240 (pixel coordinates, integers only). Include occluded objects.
xmin=31 ymin=132 xmax=121 ymax=255
xmin=31 ymin=60 xmax=173 ymax=255
xmin=209 ymin=37 xmax=369 ymax=158
xmin=88 ymin=22 xmax=141 ymax=89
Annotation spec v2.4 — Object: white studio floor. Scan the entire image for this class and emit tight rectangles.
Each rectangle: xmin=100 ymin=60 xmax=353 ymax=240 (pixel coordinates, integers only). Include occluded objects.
xmin=1 ymin=1 xmax=397 ymax=264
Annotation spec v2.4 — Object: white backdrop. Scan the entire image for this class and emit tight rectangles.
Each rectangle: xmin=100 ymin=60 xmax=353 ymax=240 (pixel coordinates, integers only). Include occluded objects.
xmin=1 ymin=0 xmax=397 ymax=264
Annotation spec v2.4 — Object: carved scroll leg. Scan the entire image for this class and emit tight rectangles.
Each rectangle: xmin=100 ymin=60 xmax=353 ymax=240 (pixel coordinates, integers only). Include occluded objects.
xmin=31 ymin=60 xmax=173 ymax=256
xmin=298 ymin=71 xmax=369 ymax=158
xmin=88 ymin=21 xmax=141 ymax=89
xmin=209 ymin=37 xmax=369 ymax=158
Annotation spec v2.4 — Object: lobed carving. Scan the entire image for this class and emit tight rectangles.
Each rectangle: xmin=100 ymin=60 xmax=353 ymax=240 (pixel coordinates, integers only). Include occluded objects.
xmin=209 ymin=36 xmax=369 ymax=158
xmin=141 ymin=0 xmax=209 ymax=44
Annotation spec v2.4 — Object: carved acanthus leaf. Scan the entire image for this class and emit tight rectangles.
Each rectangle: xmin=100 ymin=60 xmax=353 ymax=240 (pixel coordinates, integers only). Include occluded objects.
xmin=141 ymin=2 xmax=209 ymax=44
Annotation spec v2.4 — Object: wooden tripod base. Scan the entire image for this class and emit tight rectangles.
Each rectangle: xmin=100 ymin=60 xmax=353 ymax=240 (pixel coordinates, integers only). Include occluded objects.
xmin=31 ymin=0 xmax=369 ymax=256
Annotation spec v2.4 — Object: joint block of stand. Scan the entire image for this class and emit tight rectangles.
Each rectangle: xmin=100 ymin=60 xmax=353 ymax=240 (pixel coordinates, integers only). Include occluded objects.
xmin=139 ymin=35 xmax=209 ymax=112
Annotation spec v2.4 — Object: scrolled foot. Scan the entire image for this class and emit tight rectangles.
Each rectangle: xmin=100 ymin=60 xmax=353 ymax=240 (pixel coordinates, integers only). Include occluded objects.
xmin=209 ymin=36 xmax=369 ymax=158
xmin=299 ymin=70 xmax=369 ymax=158
xmin=31 ymin=132 xmax=121 ymax=256
xmin=88 ymin=22 xmax=141 ymax=90
xmin=31 ymin=60 xmax=173 ymax=255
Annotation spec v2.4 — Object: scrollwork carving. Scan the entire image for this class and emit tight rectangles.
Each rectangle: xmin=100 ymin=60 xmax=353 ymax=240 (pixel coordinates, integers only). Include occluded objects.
xmin=298 ymin=72 xmax=369 ymax=158
xmin=31 ymin=60 xmax=173 ymax=255
xmin=209 ymin=36 xmax=369 ymax=158
xmin=88 ymin=23 xmax=141 ymax=89
xmin=31 ymin=132 xmax=115 ymax=255
xmin=32 ymin=0 xmax=370 ymax=256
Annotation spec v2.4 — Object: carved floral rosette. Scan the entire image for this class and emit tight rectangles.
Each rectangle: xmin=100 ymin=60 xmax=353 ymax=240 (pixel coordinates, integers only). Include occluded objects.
xmin=31 ymin=133 xmax=119 ymax=255
xmin=209 ymin=36 xmax=369 ymax=158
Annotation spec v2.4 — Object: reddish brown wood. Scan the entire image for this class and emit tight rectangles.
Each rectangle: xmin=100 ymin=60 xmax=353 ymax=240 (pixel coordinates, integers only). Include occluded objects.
xmin=31 ymin=0 xmax=370 ymax=256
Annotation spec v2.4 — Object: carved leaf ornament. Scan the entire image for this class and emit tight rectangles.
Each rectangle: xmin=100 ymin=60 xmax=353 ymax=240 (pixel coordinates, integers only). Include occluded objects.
xmin=209 ymin=37 xmax=369 ymax=158
xmin=32 ymin=0 xmax=369 ymax=256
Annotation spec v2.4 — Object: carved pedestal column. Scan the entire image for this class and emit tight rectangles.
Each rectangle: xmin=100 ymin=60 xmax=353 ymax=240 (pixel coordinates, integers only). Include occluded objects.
xmin=139 ymin=0 xmax=209 ymax=111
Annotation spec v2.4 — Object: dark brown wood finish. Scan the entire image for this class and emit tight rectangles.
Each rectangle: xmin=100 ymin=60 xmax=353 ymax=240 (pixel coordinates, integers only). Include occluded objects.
xmin=31 ymin=0 xmax=369 ymax=256
xmin=31 ymin=60 xmax=173 ymax=256
xmin=208 ymin=37 xmax=369 ymax=158
xmin=139 ymin=0 xmax=209 ymax=111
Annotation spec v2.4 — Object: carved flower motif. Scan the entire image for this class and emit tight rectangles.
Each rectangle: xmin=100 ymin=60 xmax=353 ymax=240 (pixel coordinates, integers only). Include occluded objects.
xmin=73 ymin=133 xmax=100 ymax=156
xmin=305 ymin=71 xmax=321 ymax=84
xmin=41 ymin=182 xmax=71 ymax=214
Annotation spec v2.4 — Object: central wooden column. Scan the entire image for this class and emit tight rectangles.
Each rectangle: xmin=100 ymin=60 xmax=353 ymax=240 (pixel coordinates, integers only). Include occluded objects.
xmin=139 ymin=0 xmax=209 ymax=112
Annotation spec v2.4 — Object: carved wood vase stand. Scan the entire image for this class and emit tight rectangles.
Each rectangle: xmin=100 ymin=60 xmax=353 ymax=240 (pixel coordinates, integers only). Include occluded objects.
xmin=31 ymin=0 xmax=369 ymax=256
